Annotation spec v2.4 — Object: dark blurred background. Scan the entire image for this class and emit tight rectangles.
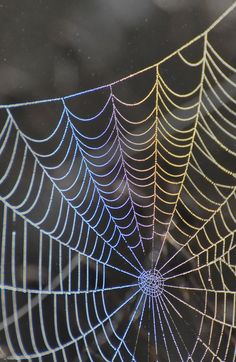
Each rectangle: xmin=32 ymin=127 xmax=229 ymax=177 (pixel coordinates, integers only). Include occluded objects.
xmin=0 ymin=0 xmax=235 ymax=104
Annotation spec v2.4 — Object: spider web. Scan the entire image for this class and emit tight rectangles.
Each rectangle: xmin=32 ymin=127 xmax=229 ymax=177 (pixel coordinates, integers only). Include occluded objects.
xmin=0 ymin=3 xmax=236 ymax=361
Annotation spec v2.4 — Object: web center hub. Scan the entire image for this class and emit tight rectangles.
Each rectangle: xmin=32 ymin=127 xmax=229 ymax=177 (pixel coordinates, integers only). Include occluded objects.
xmin=138 ymin=269 xmax=164 ymax=297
